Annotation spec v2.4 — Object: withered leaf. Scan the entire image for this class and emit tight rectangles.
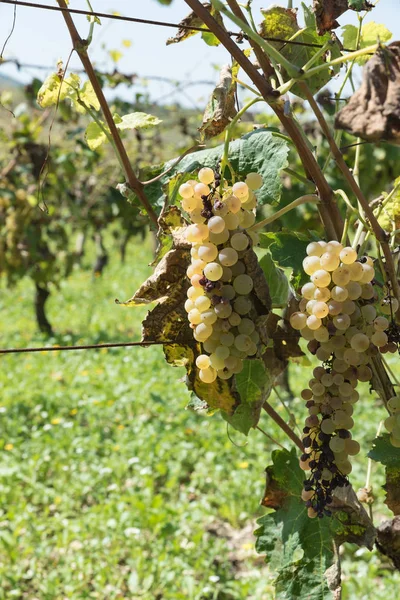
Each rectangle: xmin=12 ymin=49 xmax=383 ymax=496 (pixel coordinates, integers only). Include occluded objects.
xmin=313 ymin=0 xmax=372 ymax=35
xmin=199 ymin=64 xmax=237 ymax=140
xmin=335 ymin=43 xmax=400 ymax=144
xmin=166 ymin=3 xmax=224 ymax=47
xmin=329 ymin=484 xmax=376 ymax=549
xmin=384 ymin=469 xmax=400 ymax=515
xmin=377 ymin=517 xmax=400 ymax=569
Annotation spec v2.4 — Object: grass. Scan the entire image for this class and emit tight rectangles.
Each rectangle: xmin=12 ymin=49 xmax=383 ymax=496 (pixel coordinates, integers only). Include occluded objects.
xmin=0 ymin=234 xmax=399 ymax=599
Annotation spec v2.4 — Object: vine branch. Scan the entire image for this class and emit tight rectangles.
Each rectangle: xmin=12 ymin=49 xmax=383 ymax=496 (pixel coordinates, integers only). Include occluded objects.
xmin=262 ymin=401 xmax=304 ymax=451
xmin=56 ymin=0 xmax=158 ymax=226
xmin=186 ymin=0 xmax=343 ymax=241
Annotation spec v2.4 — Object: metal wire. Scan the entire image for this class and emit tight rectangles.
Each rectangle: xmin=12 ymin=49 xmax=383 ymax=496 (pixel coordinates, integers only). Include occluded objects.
xmin=0 ymin=340 xmax=190 ymax=355
xmin=0 ymin=0 xmax=356 ymax=51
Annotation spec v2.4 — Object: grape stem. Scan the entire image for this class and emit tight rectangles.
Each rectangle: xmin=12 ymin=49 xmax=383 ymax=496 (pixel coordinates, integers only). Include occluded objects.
xmin=249 ymin=194 xmax=319 ymax=232
xmin=262 ymin=401 xmax=304 ymax=451
xmin=256 ymin=425 xmax=286 ymax=450
xmin=143 ymin=145 xmax=204 ymax=186
xmin=220 ymin=95 xmax=264 ymax=190
xmin=56 ymin=0 xmax=159 ymax=227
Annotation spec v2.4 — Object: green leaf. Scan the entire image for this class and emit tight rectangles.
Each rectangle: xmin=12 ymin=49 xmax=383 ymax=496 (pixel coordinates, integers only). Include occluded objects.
xmin=342 ymin=22 xmax=392 ymax=64
xmin=116 ymin=112 xmax=162 ymax=130
xmin=258 ymin=251 xmax=289 ymax=308
xmin=224 ymin=359 xmax=271 ymax=435
xmin=259 ymin=4 xmax=341 ymax=97
xmin=145 ymin=129 xmax=289 ymax=211
xmin=348 ymin=0 xmax=371 ymax=9
xmin=259 ymin=231 xmax=309 ymax=289
xmin=255 ymin=448 xmax=340 ymax=600
xmin=368 ymin=434 xmax=400 ymax=515
xmin=368 ymin=434 xmax=400 ymax=468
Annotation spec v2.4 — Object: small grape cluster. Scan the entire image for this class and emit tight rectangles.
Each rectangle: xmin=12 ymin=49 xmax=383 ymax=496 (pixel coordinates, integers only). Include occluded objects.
xmin=290 ymin=240 xmax=393 ymax=517
xmin=384 ymin=395 xmax=400 ymax=447
xmin=181 ymin=167 xmax=263 ymax=383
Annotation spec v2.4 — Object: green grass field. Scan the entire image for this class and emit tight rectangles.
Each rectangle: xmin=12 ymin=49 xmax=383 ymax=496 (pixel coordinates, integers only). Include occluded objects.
xmin=0 ymin=235 xmax=399 ymax=599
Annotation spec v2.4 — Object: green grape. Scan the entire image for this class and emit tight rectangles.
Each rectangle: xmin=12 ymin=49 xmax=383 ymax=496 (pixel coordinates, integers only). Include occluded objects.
xmin=204 ymin=262 xmax=223 ymax=281
xmin=198 ymin=242 xmax=218 ymax=262
xmin=233 ymin=274 xmax=253 ymax=295
xmin=219 ymin=247 xmax=238 ymax=267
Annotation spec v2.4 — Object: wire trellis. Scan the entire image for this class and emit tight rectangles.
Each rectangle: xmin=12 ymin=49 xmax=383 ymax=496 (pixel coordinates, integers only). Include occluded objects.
xmin=0 ymin=0 xmax=357 ymax=52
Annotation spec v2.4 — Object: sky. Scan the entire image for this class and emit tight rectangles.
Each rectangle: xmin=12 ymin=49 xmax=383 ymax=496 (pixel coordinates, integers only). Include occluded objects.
xmin=0 ymin=0 xmax=399 ymax=109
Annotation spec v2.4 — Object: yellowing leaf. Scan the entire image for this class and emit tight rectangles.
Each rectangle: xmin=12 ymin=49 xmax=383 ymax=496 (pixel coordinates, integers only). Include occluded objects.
xmin=109 ymin=49 xmax=123 ymax=63
xmin=85 ymin=121 xmax=108 ymax=150
xmin=37 ymin=72 xmax=68 ymax=107
xmin=116 ymin=112 xmax=162 ymax=130
xmin=342 ymin=21 xmax=392 ymax=64
xmin=79 ymin=80 xmax=100 ymax=111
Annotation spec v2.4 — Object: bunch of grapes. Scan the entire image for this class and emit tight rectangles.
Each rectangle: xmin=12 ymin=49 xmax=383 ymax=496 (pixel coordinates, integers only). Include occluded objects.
xmin=384 ymin=395 xmax=400 ymax=447
xmin=180 ymin=167 xmax=263 ymax=383
xmin=289 ymin=240 xmax=396 ymax=517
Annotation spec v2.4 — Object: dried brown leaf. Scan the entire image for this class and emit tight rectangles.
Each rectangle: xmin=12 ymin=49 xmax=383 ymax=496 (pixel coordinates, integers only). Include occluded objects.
xmin=335 ymin=43 xmax=400 ymax=144
xmin=199 ymin=64 xmax=237 ymax=140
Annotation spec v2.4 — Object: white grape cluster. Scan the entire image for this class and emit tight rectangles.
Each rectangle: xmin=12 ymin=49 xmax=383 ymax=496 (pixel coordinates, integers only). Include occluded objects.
xmin=290 ymin=240 xmax=387 ymax=517
xmin=384 ymin=395 xmax=400 ymax=447
xmin=180 ymin=167 xmax=263 ymax=384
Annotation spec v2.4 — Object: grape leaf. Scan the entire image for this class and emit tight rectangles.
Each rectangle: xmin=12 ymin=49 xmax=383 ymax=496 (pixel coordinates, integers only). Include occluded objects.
xmin=342 ymin=22 xmax=392 ymax=65
xmin=116 ymin=112 xmax=162 ymax=130
xmin=84 ymin=112 xmax=161 ymax=150
xmin=255 ymin=448 xmax=341 ymax=600
xmin=258 ymin=250 xmax=290 ymax=308
xmin=224 ymin=359 xmax=272 ymax=435
xmin=259 ymin=231 xmax=309 ymax=290
xmin=199 ymin=64 xmax=237 ymax=140
xmin=368 ymin=434 xmax=400 ymax=515
xmin=166 ymin=3 xmax=224 ymax=47
xmin=145 ymin=129 xmax=289 ymax=211
xmin=85 ymin=122 xmax=107 ymax=151
xmin=334 ymin=44 xmax=400 ymax=143
xmin=259 ymin=4 xmax=341 ymax=98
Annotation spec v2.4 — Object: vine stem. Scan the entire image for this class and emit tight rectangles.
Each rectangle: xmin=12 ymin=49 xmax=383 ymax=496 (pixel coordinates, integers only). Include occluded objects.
xmin=56 ymin=0 xmax=158 ymax=227
xmin=262 ymin=401 xmax=304 ymax=451
xmin=212 ymin=0 xmax=301 ymax=78
xmin=220 ymin=95 xmax=264 ymax=186
xmin=250 ymin=194 xmax=319 ymax=231
xmin=299 ymin=82 xmax=400 ymax=311
xmin=185 ymin=0 xmax=343 ymax=242
xmin=256 ymin=425 xmax=286 ymax=450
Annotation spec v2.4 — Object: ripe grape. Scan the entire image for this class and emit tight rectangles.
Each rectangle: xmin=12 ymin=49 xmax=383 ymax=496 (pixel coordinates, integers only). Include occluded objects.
xmin=245 ymin=172 xmax=263 ymax=190
xmin=198 ymin=167 xmax=215 ymax=185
